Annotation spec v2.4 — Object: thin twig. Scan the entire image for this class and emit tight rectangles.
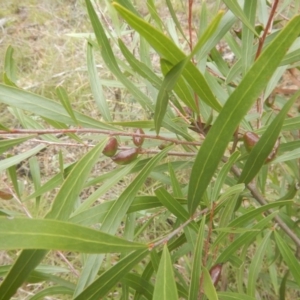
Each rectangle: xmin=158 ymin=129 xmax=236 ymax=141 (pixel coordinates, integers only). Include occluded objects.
xmin=0 ymin=129 xmax=201 ymax=147
xmin=231 ymin=165 xmax=300 ymax=248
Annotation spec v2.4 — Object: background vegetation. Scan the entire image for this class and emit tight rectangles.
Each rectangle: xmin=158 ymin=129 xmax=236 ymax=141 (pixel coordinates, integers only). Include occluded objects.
xmin=0 ymin=0 xmax=300 ymax=299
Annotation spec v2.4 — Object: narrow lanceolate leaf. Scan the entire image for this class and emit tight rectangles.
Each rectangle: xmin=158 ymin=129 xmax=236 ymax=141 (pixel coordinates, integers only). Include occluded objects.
xmin=85 ymin=0 xmax=153 ymax=111
xmin=188 ymin=216 xmax=206 ymax=300
xmin=217 ymin=292 xmax=256 ymax=300
xmin=4 ymin=46 xmax=17 ymax=83
xmin=154 ymin=11 xmax=224 ymax=133
xmin=0 ymin=142 xmax=105 ymax=299
xmin=223 ymin=0 xmax=259 ymax=37
xmin=0 ymin=84 xmax=116 ymax=130
xmin=87 ymin=42 xmax=112 ymax=122
xmin=0 ymin=250 xmax=47 ymax=300
xmin=74 ymin=249 xmax=149 ymax=300
xmin=100 ymin=146 xmax=172 ymax=234
xmin=0 ymin=145 xmax=46 ymax=172
xmin=153 ymin=245 xmax=179 ymax=300
xmin=188 ymin=15 xmax=300 ymax=215
xmin=112 ymin=2 xmax=222 ymax=112
xmin=202 ymin=267 xmax=218 ymax=300
xmin=56 ymin=86 xmax=79 ymax=126
xmin=239 ymin=91 xmax=300 ymax=184
xmin=155 ymin=188 xmax=198 ymax=233
xmin=247 ymin=231 xmax=272 ymax=296
xmin=0 ymin=136 xmax=34 ymax=154
xmin=0 ymin=218 xmax=145 ymax=253
xmin=46 ymin=140 xmax=106 ymax=220
xmin=274 ymin=231 xmax=300 ymax=286
xmin=216 ymin=213 xmax=277 ymax=263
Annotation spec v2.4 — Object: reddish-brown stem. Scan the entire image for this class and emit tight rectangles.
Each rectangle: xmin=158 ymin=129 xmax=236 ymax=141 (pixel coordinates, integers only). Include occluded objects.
xmin=255 ymin=0 xmax=279 ymax=60
xmin=0 ymin=129 xmax=201 ymax=147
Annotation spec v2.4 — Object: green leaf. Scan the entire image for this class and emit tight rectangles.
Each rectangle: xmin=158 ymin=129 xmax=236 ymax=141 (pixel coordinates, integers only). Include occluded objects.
xmin=0 ymin=136 xmax=33 ymax=154
xmin=239 ymin=91 xmax=300 ymax=184
xmin=247 ymin=231 xmax=272 ymax=296
xmin=216 ymin=213 xmax=277 ymax=263
xmin=29 ymin=286 xmax=74 ymax=300
xmin=0 ymin=250 xmax=47 ymax=300
xmin=74 ymin=249 xmax=149 ymax=300
xmin=218 ymin=292 xmax=256 ymax=300
xmin=0 ymin=145 xmax=46 ymax=172
xmin=241 ymin=0 xmax=257 ymax=75
xmin=274 ymin=231 xmax=300 ymax=286
xmin=46 ymin=140 xmax=106 ymax=220
xmin=202 ymin=267 xmax=218 ymax=300
xmin=112 ymin=2 xmax=222 ymax=112
xmin=4 ymin=45 xmax=17 ymax=83
xmin=87 ymin=42 xmax=112 ymax=122
xmin=85 ymin=0 xmax=153 ymax=111
xmin=188 ymin=15 xmax=300 ymax=214
xmin=223 ymin=0 xmax=259 ymax=37
xmin=153 ymin=245 xmax=179 ymax=300
xmin=0 ymin=218 xmax=145 ymax=252
xmin=155 ymin=187 xmax=198 ymax=232
xmin=56 ymin=86 xmax=79 ymax=126
xmin=188 ymin=216 xmax=206 ymax=300
xmin=0 ymin=84 xmax=116 ymax=130
xmin=100 ymin=146 xmax=172 ymax=234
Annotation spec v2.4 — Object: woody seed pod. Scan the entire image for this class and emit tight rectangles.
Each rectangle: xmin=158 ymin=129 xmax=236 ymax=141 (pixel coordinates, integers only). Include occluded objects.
xmin=243 ymin=131 xmax=259 ymax=152
xmin=209 ymin=263 xmax=223 ymax=287
xmin=102 ymin=137 xmax=118 ymax=157
xmin=265 ymin=138 xmax=280 ymax=163
xmin=133 ymin=128 xmax=145 ymax=147
xmin=111 ymin=148 xmax=139 ymax=165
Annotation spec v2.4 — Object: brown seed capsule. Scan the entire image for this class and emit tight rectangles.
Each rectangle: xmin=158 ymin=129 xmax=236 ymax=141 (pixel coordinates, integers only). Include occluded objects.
xmin=102 ymin=137 xmax=118 ymax=157
xmin=209 ymin=263 xmax=223 ymax=287
xmin=265 ymin=138 xmax=280 ymax=163
xmin=133 ymin=128 xmax=145 ymax=147
xmin=243 ymin=131 xmax=259 ymax=152
xmin=0 ymin=189 xmax=13 ymax=200
xmin=111 ymin=148 xmax=139 ymax=165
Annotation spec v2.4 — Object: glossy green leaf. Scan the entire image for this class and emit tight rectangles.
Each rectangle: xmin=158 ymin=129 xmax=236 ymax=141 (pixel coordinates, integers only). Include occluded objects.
xmin=46 ymin=140 xmax=106 ymax=220
xmin=274 ymin=231 xmax=300 ymax=286
xmin=247 ymin=231 xmax=272 ymax=296
xmin=0 ymin=145 xmax=46 ymax=172
xmin=218 ymin=292 xmax=256 ymax=300
xmin=155 ymin=187 xmax=198 ymax=232
xmin=188 ymin=15 xmax=300 ymax=214
xmin=0 ymin=136 xmax=34 ymax=154
xmin=4 ymin=45 xmax=17 ymax=83
xmin=202 ymin=267 xmax=218 ymax=300
xmin=223 ymin=0 xmax=259 ymax=37
xmin=56 ymin=86 xmax=79 ymax=126
xmin=154 ymin=10 xmax=223 ymax=133
xmin=119 ymin=39 xmax=161 ymax=89
xmin=239 ymin=91 xmax=300 ymax=184
xmin=0 ymin=250 xmax=47 ymax=300
xmin=112 ymin=2 xmax=222 ymax=112
xmin=0 ymin=141 xmax=105 ymax=299
xmin=216 ymin=213 xmax=277 ymax=263
xmin=241 ymin=0 xmax=257 ymax=75
xmin=100 ymin=146 xmax=172 ymax=234
xmin=29 ymin=286 xmax=74 ymax=300
xmin=87 ymin=42 xmax=112 ymax=122
xmin=153 ymin=245 xmax=178 ymax=300
xmin=0 ymin=84 xmax=116 ymax=130
xmin=212 ymin=201 xmax=293 ymax=250
xmin=74 ymin=249 xmax=149 ymax=300
xmin=188 ymin=216 xmax=206 ymax=300
xmin=85 ymin=0 xmax=153 ymax=111
xmin=0 ymin=218 xmax=145 ymax=252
